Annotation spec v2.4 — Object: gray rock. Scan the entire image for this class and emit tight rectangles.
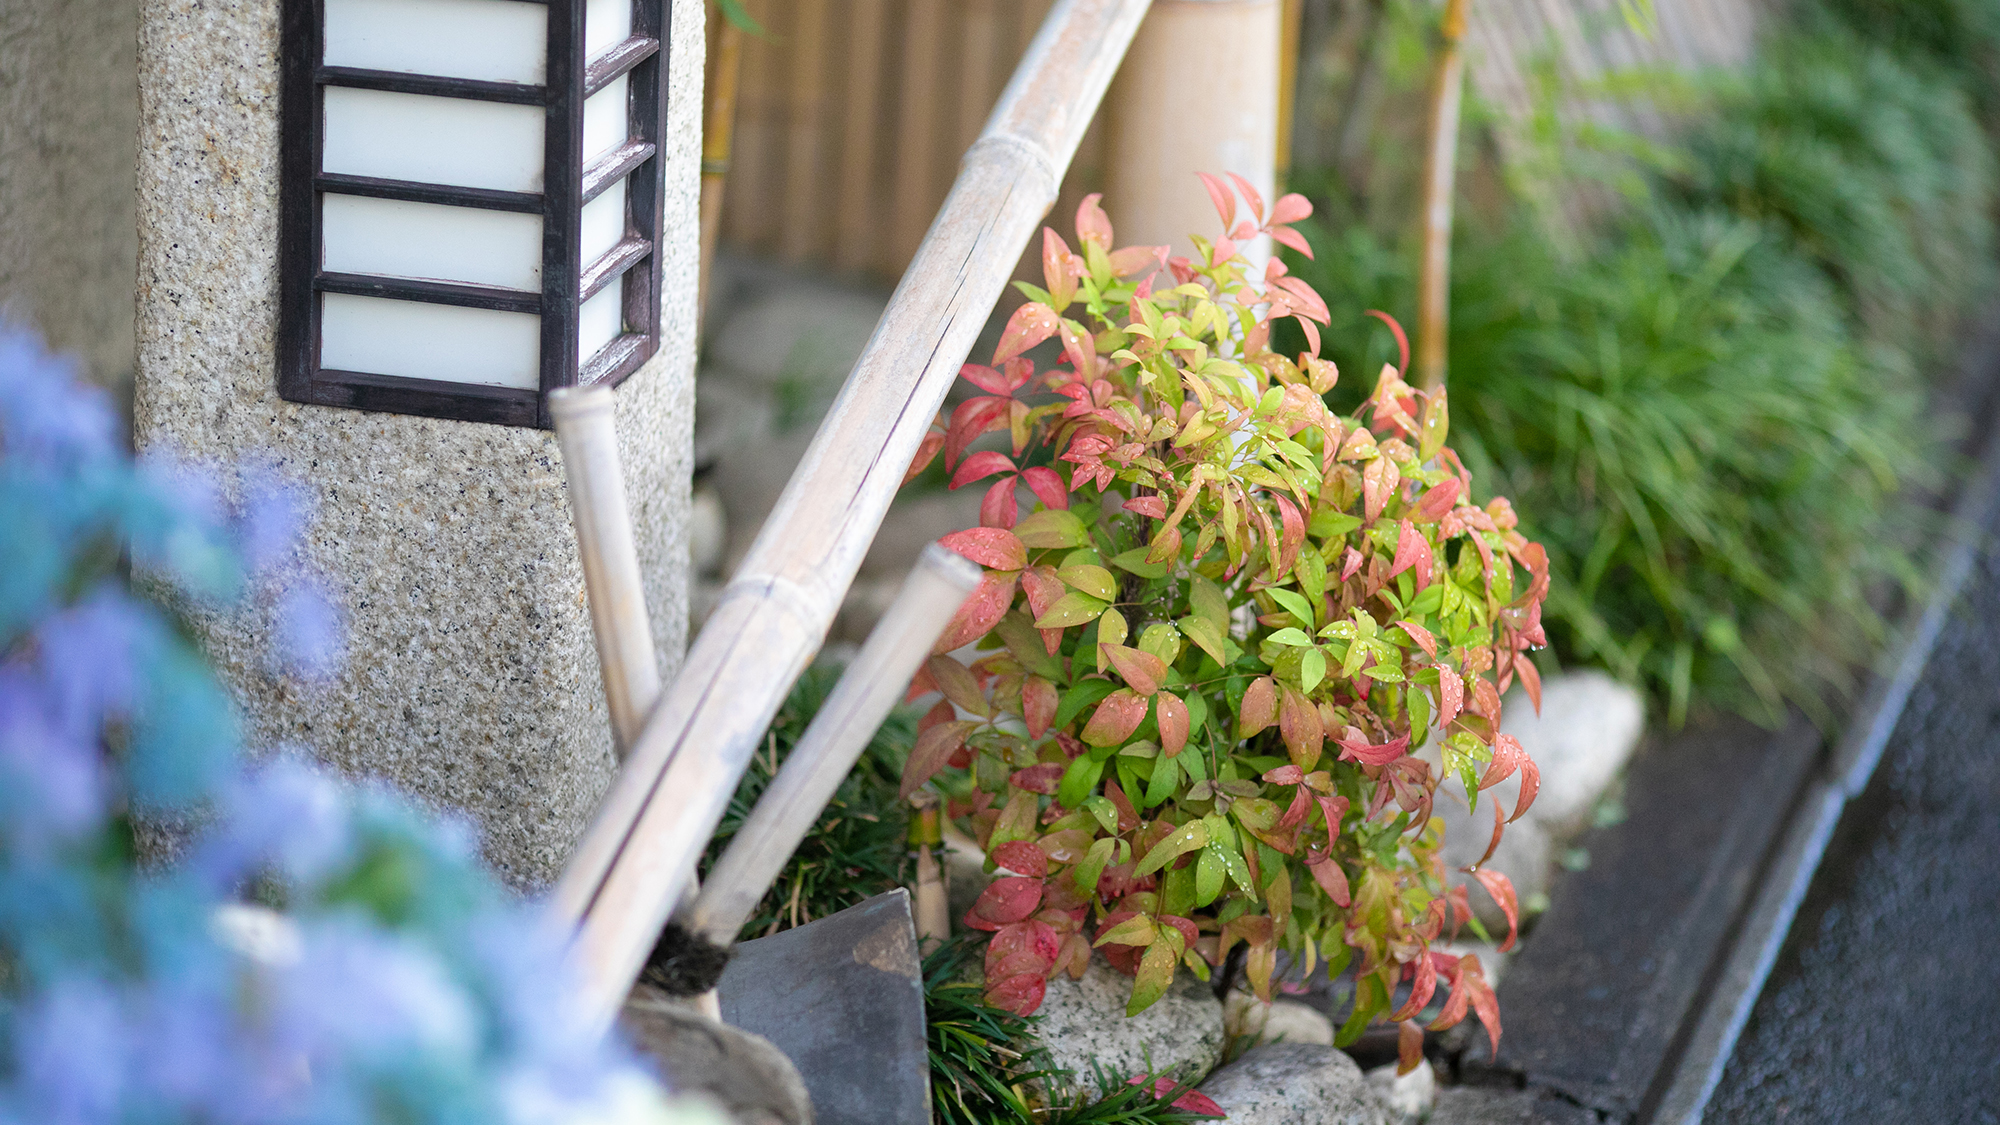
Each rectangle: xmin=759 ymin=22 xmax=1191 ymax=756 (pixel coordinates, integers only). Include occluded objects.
xmin=1365 ymin=1060 xmax=1436 ymax=1125
xmin=622 ymin=990 xmax=814 ymax=1125
xmin=1032 ymin=956 xmax=1226 ymax=1100
xmin=1195 ymin=1043 xmax=1391 ymax=1125
xmin=1495 ymin=671 xmax=1645 ymax=839
xmin=1426 ymin=1085 xmax=1598 ymax=1125
xmin=1224 ymin=990 xmax=1335 ymax=1047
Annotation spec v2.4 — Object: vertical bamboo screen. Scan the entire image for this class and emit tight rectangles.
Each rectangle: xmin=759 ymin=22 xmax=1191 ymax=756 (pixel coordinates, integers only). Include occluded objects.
xmin=708 ymin=0 xmax=1111 ymax=281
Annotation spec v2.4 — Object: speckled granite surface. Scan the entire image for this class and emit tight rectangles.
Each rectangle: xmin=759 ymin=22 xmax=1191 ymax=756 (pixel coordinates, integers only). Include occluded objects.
xmin=132 ymin=0 xmax=703 ymax=889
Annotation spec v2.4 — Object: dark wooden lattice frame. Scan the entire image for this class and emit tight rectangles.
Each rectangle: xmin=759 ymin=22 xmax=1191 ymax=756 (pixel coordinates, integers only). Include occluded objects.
xmin=278 ymin=0 xmax=669 ymax=428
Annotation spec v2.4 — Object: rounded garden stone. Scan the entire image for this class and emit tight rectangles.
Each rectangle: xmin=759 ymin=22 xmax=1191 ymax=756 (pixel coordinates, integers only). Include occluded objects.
xmin=1031 ymin=956 xmax=1226 ymax=1100
xmin=621 ymin=989 xmax=814 ymax=1125
xmin=1365 ymin=1059 xmax=1436 ymax=1125
xmin=1224 ymin=989 xmax=1335 ymax=1046
xmin=1195 ymin=1043 xmax=1392 ymax=1125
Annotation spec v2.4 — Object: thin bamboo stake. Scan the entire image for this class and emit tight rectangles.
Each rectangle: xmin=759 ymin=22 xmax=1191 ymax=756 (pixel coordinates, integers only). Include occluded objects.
xmin=552 ymin=0 xmax=1154 ymax=1033
xmin=1414 ymin=0 xmax=1469 ymax=392
xmin=549 ymin=387 xmax=661 ymax=756
xmin=681 ymin=544 xmax=980 ymax=946
xmin=698 ymin=8 xmax=747 ymax=313
xmin=907 ymin=794 xmax=951 ymax=949
xmin=1277 ymin=0 xmax=1303 ymax=183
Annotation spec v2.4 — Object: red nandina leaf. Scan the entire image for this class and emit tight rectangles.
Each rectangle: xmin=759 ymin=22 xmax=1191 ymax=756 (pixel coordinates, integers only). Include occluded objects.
xmin=1104 ymin=780 xmax=1141 ymax=831
xmin=971 ymin=876 xmax=1044 ymax=926
xmin=1417 ymin=478 xmax=1462 ymax=522
xmin=980 ymin=476 xmax=1019 ymax=529
xmin=1128 ymin=1078 xmax=1225 ymax=1117
xmin=993 ymin=301 xmax=1059 ymax=364
xmin=1390 ymin=952 xmax=1438 ymax=1021
xmin=951 ymin=449 xmax=1018 ymax=489
xmin=1262 ymin=764 xmax=1305 ymax=786
xmin=1515 ymin=654 xmax=1543 ymax=715
xmin=1464 ymin=957 xmax=1502 ymax=1057
xmin=1274 ymin=493 xmax=1305 ymax=577
xmin=1398 ymin=1020 xmax=1426 ymax=1076
xmin=1270 ymin=223 xmax=1314 ymax=259
xmin=1366 ymin=310 xmax=1411 ymax=375
xmin=1042 ymin=228 xmax=1078 ymax=309
xmin=1009 ymin=762 xmax=1064 ymax=795
xmin=934 ymin=571 xmax=1017 ymax=653
xmin=1082 ymin=689 xmax=1149 ymax=746
xmin=1362 ymin=458 xmax=1398 ymax=525
xmin=1314 ymin=794 xmax=1350 ymax=851
xmin=1021 ymin=466 xmax=1070 ymax=510
xmin=1226 ymin=172 xmax=1265 ymax=224
xmin=1076 ymin=192 xmax=1114 ymax=247
xmin=945 ymin=396 xmax=1011 ymax=469
xmin=1305 ymin=849 xmax=1350 ymax=907
xmin=1279 ymin=687 xmax=1325 ymax=769
xmin=989 ymin=919 xmax=1061 ymax=976
xmin=905 ymin=431 xmax=944 ymax=485
xmin=916 ymin=698 xmax=954 ymax=731
xmin=1156 ymin=692 xmax=1189 ymax=758
xmin=1477 ymin=732 xmax=1521 ymax=791
xmin=1108 ymin=244 xmax=1168 ymax=279
xmin=1022 ymin=675 xmax=1058 ymax=738
xmin=1435 ymin=665 xmax=1463 ymax=724
xmin=1338 ymin=732 xmax=1409 ymax=766
xmin=1270 ymin=191 xmax=1312 ymax=226
xmin=1340 ymin=546 xmax=1364 ymax=583
xmin=900 ymin=719 xmax=977 ymax=798
xmin=1475 ymin=800 xmax=1505 ymax=868
xmin=1102 ymin=644 xmax=1168 ymax=696
xmin=991 ymin=840 xmax=1051 ymax=879
xmin=1395 ymin=620 xmax=1438 ymax=658
xmin=1473 ymin=869 xmax=1520 ymax=952
xmin=926 ymin=655 xmax=989 ymax=717
xmin=1470 ymin=675 xmax=1501 ymax=722
xmin=1273 ymin=276 xmax=1330 ymax=325
xmin=1020 ymin=566 xmax=1065 ymax=622
xmin=1196 ymin=172 xmax=1237 ymax=230
xmin=984 ymin=973 xmax=1047 ymax=1015
xmin=1513 ymin=750 xmax=1541 ymax=823
xmin=938 ymin=527 xmax=1027 ymax=571
xmin=960 ymin=361 xmax=1018 ymax=397
xmin=906 ymin=663 xmax=938 ymax=704
xmin=1124 ymin=495 xmax=1168 ymax=519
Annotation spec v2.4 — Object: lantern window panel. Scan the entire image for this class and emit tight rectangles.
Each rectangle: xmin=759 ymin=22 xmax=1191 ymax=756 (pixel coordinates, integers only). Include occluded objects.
xmin=280 ymin=0 xmax=670 ymax=428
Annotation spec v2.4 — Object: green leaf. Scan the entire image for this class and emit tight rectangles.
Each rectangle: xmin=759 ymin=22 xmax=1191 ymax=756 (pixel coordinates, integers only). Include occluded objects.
xmin=1035 ymin=591 xmax=1109 ymax=629
xmin=1189 ymin=574 xmax=1230 ymax=629
xmin=1082 ymin=795 xmax=1120 ymax=834
xmin=1109 ymin=547 xmax=1171 ymax=578
xmin=1300 ymin=647 xmax=1327 ymax=692
xmin=1094 ymin=914 xmax=1157 ymax=948
xmin=1267 ymin=627 xmax=1312 ymax=647
xmin=1267 ymin=587 xmax=1317 ymax=628
xmin=1308 ymin=510 xmax=1362 ymax=539
xmin=1055 ymin=679 xmax=1119 ymax=728
xmin=1015 ymin=509 xmax=1090 ymax=549
xmin=1335 ymin=973 xmax=1389 ymax=1048
xmin=1195 ymin=847 xmax=1226 ymax=906
xmin=1074 ymin=836 xmax=1117 ymax=894
xmin=1127 ymin=939 xmax=1179 ymax=1016
xmin=1135 ymin=821 xmax=1208 ymax=877
xmin=1217 ymin=843 xmax=1258 ymax=896
xmin=1144 ymin=752 xmax=1181 ymax=808
xmin=1057 ymin=755 xmax=1104 ymax=810
xmin=1177 ymin=615 xmax=1229 ymax=666
xmin=1056 ymin=564 xmax=1117 ymax=601
xmin=1294 ymin=547 xmax=1328 ymax=601
xmin=995 ymin=612 xmax=1063 ymax=679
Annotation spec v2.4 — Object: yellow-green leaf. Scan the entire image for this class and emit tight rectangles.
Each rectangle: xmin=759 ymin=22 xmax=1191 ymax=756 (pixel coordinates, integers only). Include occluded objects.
xmin=1136 ymin=821 xmax=1209 ymax=877
xmin=1035 ymin=591 xmax=1109 ymax=629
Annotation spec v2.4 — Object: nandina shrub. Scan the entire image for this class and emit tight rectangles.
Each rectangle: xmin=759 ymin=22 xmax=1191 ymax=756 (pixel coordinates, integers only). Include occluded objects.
xmin=899 ymin=182 xmax=1549 ymax=1054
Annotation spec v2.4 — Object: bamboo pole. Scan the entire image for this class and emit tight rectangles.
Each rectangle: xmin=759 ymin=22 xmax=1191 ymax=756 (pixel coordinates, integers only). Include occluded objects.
xmin=552 ymin=0 xmax=1155 ymax=1033
xmin=890 ymin=0 xmax=950 ymax=268
xmin=833 ymin=0 xmax=890 ymax=273
xmin=1414 ymin=0 xmax=1469 ymax=392
xmin=698 ymin=8 xmax=747 ymax=313
xmin=780 ymin=0 xmax=830 ymax=263
xmin=1277 ymin=0 xmax=1303 ymax=184
xmin=681 ymin=544 xmax=980 ymax=946
xmin=549 ymin=387 xmax=661 ymax=757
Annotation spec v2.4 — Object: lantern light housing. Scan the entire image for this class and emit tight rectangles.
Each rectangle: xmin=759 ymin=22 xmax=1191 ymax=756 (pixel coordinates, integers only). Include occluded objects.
xmin=280 ymin=0 xmax=670 ymax=428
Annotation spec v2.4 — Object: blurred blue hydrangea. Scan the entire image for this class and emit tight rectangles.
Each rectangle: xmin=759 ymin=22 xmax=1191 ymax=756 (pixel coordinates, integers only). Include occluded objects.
xmin=0 ymin=326 xmax=721 ymax=1125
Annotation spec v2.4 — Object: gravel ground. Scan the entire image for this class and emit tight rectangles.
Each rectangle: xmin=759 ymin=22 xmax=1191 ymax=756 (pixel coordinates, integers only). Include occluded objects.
xmin=1706 ymin=511 xmax=2000 ymax=1121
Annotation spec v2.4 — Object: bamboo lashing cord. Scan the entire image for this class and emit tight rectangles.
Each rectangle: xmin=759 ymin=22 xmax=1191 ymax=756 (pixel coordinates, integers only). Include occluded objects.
xmin=552 ymin=0 xmax=1155 ymax=1032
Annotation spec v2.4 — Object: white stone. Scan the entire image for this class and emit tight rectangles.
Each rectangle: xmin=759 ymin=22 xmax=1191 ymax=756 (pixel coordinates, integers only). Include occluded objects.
xmin=1365 ymin=1059 xmax=1436 ymax=1125
xmin=133 ymin=0 xmax=704 ymax=889
xmin=1195 ymin=1043 xmax=1392 ymax=1125
xmin=689 ymin=484 xmax=726 ymax=579
xmin=1031 ymin=956 xmax=1226 ymax=1101
xmin=1224 ymin=990 xmax=1334 ymax=1046
xmin=1493 ymin=671 xmax=1645 ymax=838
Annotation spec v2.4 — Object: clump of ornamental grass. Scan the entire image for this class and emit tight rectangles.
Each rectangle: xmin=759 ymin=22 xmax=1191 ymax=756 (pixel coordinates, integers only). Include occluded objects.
xmin=700 ymin=662 xmax=915 ymax=940
xmin=903 ymin=184 xmax=1545 ymax=1060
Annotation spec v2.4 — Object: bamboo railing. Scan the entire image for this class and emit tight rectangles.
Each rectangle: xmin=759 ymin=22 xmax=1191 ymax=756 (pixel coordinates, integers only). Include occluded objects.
xmin=554 ymin=0 xmax=1155 ymax=1031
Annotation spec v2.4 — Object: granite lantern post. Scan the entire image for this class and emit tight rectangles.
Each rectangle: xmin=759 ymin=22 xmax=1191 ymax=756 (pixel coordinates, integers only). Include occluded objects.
xmin=134 ymin=0 xmax=703 ymax=888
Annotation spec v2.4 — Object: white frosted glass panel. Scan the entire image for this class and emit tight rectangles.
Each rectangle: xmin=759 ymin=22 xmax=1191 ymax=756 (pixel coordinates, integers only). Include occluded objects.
xmin=321 ymin=293 xmax=541 ymax=389
xmin=582 ymin=76 xmax=629 ymax=167
xmin=324 ymin=87 xmax=543 ymax=192
xmin=580 ymin=281 xmax=625 ymax=362
xmin=324 ymin=195 xmax=542 ymax=291
xmin=586 ymin=0 xmax=634 ymax=58
xmin=580 ymin=179 xmax=628 ymax=268
xmin=324 ymin=0 xmax=547 ymax=84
